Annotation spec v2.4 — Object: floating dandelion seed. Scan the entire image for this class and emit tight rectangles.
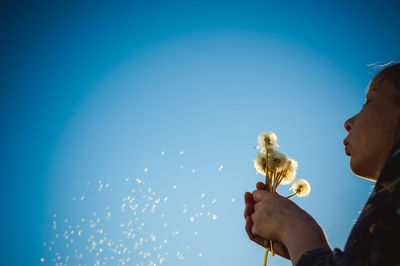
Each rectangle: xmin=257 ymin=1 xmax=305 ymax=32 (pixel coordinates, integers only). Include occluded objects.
xmin=218 ymin=165 xmax=223 ymax=171
xmin=179 ymin=151 xmax=184 ymax=155
xmin=40 ymin=258 xmax=44 ymax=263
xmin=212 ymin=198 xmax=217 ymax=204
xmin=80 ymin=196 xmax=85 ymax=201
xmin=232 ymin=198 xmax=236 ymax=202
xmin=176 ymin=251 xmax=184 ymax=260
xmin=125 ymin=177 xmax=130 ymax=182
xmin=212 ymin=214 xmax=218 ymax=220
xmin=289 ymin=179 xmax=311 ymax=198
xmin=200 ymin=193 xmax=205 ymax=199
xmin=161 ymin=151 xmax=165 ymax=156
xmin=192 ymin=169 xmax=196 ymax=173
xmin=172 ymin=185 xmax=177 ymax=189
xmin=144 ymin=168 xmax=148 ymax=172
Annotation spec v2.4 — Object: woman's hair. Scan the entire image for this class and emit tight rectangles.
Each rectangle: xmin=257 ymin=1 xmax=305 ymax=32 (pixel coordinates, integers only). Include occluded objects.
xmin=370 ymin=62 xmax=400 ymax=94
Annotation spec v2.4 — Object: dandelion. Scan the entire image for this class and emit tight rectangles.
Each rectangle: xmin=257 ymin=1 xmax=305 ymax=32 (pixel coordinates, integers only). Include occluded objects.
xmin=257 ymin=132 xmax=278 ymax=151
xmin=267 ymin=150 xmax=288 ymax=172
xmin=277 ymin=158 xmax=298 ymax=186
xmin=253 ymin=131 xmax=311 ymax=266
xmin=288 ymin=179 xmax=311 ymax=198
xmin=254 ymin=152 xmax=267 ymax=175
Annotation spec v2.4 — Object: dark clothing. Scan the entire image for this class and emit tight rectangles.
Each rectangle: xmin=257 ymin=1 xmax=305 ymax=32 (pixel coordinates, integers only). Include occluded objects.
xmin=297 ymin=138 xmax=400 ymax=266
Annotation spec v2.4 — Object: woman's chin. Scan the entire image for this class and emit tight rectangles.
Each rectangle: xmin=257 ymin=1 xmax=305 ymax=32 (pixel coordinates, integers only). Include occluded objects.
xmin=350 ymin=159 xmax=377 ymax=182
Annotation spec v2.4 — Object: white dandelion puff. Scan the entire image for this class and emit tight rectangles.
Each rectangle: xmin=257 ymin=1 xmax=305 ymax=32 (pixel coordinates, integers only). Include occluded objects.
xmin=289 ymin=179 xmax=311 ymax=197
xmin=254 ymin=152 xmax=267 ymax=175
xmin=268 ymin=150 xmax=289 ymax=171
xmin=280 ymin=159 xmax=298 ymax=185
xmin=218 ymin=165 xmax=223 ymax=171
xmin=257 ymin=132 xmax=278 ymax=151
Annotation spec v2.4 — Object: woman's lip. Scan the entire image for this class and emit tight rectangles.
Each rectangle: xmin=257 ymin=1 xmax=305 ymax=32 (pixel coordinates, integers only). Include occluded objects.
xmin=345 ymin=146 xmax=351 ymax=156
xmin=343 ymin=139 xmax=349 ymax=147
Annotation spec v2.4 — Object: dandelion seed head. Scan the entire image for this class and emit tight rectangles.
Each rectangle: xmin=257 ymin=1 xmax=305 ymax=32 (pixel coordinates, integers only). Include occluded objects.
xmin=268 ymin=150 xmax=289 ymax=171
xmin=290 ymin=179 xmax=311 ymax=197
xmin=280 ymin=159 xmax=298 ymax=185
xmin=281 ymin=170 xmax=296 ymax=185
xmin=254 ymin=152 xmax=267 ymax=175
xmin=257 ymin=132 xmax=278 ymax=151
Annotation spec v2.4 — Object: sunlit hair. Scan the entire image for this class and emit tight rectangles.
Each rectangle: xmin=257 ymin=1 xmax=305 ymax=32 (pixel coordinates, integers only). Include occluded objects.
xmin=369 ymin=62 xmax=400 ymax=95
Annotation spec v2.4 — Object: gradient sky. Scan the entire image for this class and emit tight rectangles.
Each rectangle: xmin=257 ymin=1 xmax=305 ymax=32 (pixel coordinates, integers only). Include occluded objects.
xmin=1 ymin=1 xmax=400 ymax=265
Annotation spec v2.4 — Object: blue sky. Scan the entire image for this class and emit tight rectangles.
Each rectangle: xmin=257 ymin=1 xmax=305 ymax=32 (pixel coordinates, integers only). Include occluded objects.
xmin=1 ymin=1 xmax=400 ymax=265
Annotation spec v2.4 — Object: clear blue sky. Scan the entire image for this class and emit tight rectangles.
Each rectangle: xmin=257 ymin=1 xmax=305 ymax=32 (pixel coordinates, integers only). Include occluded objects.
xmin=1 ymin=1 xmax=400 ymax=265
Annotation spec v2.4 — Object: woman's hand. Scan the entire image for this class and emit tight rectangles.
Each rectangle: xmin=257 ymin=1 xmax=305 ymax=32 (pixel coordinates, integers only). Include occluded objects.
xmin=244 ymin=182 xmax=290 ymax=260
xmin=245 ymin=182 xmax=331 ymax=265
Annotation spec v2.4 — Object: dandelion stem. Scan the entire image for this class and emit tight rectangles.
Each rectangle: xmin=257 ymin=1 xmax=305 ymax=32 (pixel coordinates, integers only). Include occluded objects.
xmin=286 ymin=192 xmax=298 ymax=199
xmin=263 ymin=248 xmax=269 ymax=266
xmin=265 ymin=150 xmax=270 ymax=191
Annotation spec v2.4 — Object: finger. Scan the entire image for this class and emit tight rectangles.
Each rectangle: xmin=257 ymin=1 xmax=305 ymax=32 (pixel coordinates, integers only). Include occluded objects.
xmin=244 ymin=202 xmax=254 ymax=219
xmin=244 ymin=192 xmax=254 ymax=204
xmin=253 ymin=201 xmax=265 ymax=212
xmin=252 ymin=189 xmax=270 ymax=202
xmin=245 ymin=216 xmax=255 ymax=240
xmin=256 ymin=182 xmax=267 ymax=190
xmin=253 ymin=235 xmax=268 ymax=248
xmin=272 ymin=241 xmax=290 ymax=260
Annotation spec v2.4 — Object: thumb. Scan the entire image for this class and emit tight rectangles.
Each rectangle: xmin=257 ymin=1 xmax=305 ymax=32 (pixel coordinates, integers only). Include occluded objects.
xmin=252 ymin=189 xmax=271 ymax=202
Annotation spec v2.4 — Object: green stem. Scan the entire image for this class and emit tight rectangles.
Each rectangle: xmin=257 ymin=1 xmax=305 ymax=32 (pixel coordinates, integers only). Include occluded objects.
xmin=263 ymin=247 xmax=269 ymax=266
xmin=286 ymin=192 xmax=298 ymax=199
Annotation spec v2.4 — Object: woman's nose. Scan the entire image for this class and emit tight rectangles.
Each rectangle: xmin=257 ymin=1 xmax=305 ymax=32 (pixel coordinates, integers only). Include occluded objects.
xmin=344 ymin=115 xmax=356 ymax=133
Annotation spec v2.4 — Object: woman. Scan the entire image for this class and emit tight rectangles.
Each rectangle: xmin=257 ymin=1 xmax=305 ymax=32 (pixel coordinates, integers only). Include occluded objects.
xmin=244 ymin=63 xmax=400 ymax=265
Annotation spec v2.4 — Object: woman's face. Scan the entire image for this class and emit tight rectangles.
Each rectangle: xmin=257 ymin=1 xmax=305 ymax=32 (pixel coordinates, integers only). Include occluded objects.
xmin=343 ymin=81 xmax=400 ymax=181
